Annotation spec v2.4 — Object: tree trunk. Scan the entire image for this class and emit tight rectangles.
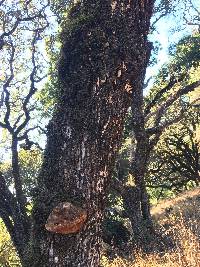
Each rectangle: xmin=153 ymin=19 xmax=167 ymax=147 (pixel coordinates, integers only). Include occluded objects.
xmin=25 ymin=1 xmax=154 ymax=266
xmin=121 ymin=47 xmax=154 ymax=240
xmin=133 ymin=140 xmax=153 ymax=230
xmin=122 ymin=185 xmax=143 ymax=242
xmin=128 ymin=35 xmax=154 ymax=234
xmin=122 ymin=141 xmax=153 ymax=245
xmin=0 ymin=136 xmax=31 ymax=260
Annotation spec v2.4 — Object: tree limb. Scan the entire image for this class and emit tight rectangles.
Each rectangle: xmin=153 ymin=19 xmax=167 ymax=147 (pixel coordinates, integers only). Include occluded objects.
xmin=146 ymin=79 xmax=200 ymax=135
xmin=144 ymin=75 xmax=185 ymax=116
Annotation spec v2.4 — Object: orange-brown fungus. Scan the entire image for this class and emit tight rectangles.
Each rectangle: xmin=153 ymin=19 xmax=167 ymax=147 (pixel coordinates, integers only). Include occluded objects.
xmin=45 ymin=202 xmax=87 ymax=234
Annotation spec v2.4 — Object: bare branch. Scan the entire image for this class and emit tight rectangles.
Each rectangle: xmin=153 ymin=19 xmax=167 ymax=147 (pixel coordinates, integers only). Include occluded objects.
xmin=0 ymin=14 xmax=46 ymax=49
xmin=0 ymin=172 xmax=18 ymax=218
xmin=146 ymin=79 xmax=200 ymax=126
xmin=143 ymin=76 xmax=152 ymax=90
xmin=0 ymin=209 xmax=14 ymax=238
xmin=148 ymin=97 xmax=200 ymax=149
xmin=151 ymin=11 xmax=169 ymax=30
xmin=182 ymin=0 xmax=200 ymax=31
xmin=0 ymin=0 xmax=6 ymax=6
xmin=144 ymin=75 xmax=185 ymax=116
xmin=1 ymin=41 xmax=15 ymax=133
xmin=15 ymin=30 xmax=42 ymax=135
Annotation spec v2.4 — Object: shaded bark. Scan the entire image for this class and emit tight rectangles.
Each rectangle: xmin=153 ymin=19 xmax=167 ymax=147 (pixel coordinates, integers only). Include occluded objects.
xmin=122 ymin=141 xmax=153 ymax=244
xmin=131 ymin=138 xmax=153 ymax=230
xmin=0 ymin=172 xmax=30 ymax=261
xmin=126 ymin=35 xmax=153 ymax=236
xmin=122 ymin=185 xmax=143 ymax=241
xmin=25 ymin=1 xmax=154 ymax=266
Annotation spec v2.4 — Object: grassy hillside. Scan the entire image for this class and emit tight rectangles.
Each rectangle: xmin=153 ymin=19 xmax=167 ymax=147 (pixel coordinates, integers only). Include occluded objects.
xmin=0 ymin=188 xmax=199 ymax=266
xmin=102 ymin=187 xmax=200 ymax=267
xmin=151 ymin=187 xmax=200 ymax=221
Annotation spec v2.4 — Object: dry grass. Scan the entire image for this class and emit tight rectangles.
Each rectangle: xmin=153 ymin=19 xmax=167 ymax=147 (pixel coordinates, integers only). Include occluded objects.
xmin=151 ymin=187 xmax=200 ymax=220
xmin=101 ymin=188 xmax=200 ymax=267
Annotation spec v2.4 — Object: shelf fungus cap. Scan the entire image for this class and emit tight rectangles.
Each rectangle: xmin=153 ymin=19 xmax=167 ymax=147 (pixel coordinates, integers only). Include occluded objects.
xmin=45 ymin=202 xmax=87 ymax=234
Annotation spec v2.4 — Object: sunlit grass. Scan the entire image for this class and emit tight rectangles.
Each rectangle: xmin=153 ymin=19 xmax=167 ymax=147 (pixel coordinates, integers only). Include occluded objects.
xmin=101 ymin=217 xmax=200 ymax=267
xmin=0 ymin=188 xmax=199 ymax=266
xmin=102 ymin=188 xmax=200 ymax=267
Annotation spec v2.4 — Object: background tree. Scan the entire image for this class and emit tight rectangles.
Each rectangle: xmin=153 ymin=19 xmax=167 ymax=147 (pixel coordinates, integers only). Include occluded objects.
xmin=147 ymin=107 xmax=200 ymax=196
xmin=0 ymin=0 xmax=50 ymax=261
xmin=111 ymin=32 xmax=200 ymax=243
xmin=0 ymin=148 xmax=42 ymax=198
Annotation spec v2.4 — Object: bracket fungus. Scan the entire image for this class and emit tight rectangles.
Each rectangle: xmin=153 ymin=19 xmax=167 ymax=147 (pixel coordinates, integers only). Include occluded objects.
xmin=45 ymin=202 xmax=87 ymax=234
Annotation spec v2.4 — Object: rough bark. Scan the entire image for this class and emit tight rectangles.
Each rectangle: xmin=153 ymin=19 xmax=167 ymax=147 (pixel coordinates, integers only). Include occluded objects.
xmin=126 ymin=29 xmax=153 ymax=236
xmin=122 ymin=185 xmax=143 ymax=240
xmin=0 ymin=136 xmax=31 ymax=261
xmin=131 ymin=136 xmax=153 ymax=229
xmin=25 ymin=1 xmax=154 ymax=266
xmin=0 ymin=171 xmax=30 ymax=261
xmin=122 ymin=137 xmax=154 ymax=244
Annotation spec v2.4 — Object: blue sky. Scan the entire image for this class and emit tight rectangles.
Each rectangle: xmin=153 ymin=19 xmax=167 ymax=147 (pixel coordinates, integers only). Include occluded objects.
xmin=145 ymin=1 xmax=200 ymax=89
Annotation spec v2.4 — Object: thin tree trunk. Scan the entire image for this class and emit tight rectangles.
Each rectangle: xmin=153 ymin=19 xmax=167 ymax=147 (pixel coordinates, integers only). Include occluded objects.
xmin=25 ymin=1 xmax=154 ymax=266
xmin=123 ymin=141 xmax=153 ymax=245
xmin=130 ymin=45 xmax=154 ymax=233
xmin=122 ymin=185 xmax=143 ymax=242
xmin=134 ymin=146 xmax=153 ymax=228
xmin=10 ymin=137 xmax=31 ymax=260
xmin=133 ymin=142 xmax=153 ymax=230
